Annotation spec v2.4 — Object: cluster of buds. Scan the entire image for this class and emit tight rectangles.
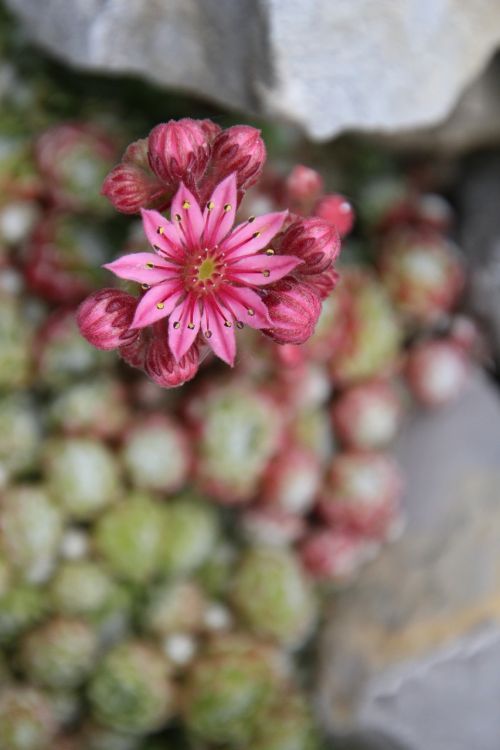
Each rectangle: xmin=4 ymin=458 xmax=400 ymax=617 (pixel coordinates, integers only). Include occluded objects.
xmin=76 ymin=118 xmax=343 ymax=387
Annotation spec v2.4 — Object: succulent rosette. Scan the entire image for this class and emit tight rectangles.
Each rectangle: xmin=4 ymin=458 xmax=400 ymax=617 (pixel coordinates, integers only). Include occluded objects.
xmin=317 ymin=451 xmax=404 ymax=540
xmin=405 ymin=337 xmax=470 ymax=408
xmin=378 ymin=227 xmax=464 ymax=325
xmin=332 ymin=379 xmax=404 ymax=450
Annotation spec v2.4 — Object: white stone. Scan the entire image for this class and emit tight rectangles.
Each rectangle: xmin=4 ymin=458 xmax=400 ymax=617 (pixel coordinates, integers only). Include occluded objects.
xmin=6 ymin=0 xmax=500 ymax=140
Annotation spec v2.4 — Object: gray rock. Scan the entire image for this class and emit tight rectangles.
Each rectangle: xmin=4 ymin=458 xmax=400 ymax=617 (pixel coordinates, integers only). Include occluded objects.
xmin=458 ymin=152 xmax=500 ymax=365
xmin=6 ymin=0 xmax=500 ymax=141
xmin=317 ymin=368 xmax=500 ymax=750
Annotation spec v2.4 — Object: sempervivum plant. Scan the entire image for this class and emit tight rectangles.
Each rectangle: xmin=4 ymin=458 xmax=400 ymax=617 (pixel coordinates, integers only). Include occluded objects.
xmin=0 ymin=686 xmax=56 ymax=750
xmin=78 ymin=119 xmax=343 ymax=388
xmin=88 ymin=640 xmax=176 ymax=735
xmin=378 ymin=227 xmax=464 ymax=326
xmin=331 ymin=379 xmax=404 ymax=450
xmin=0 ymin=485 xmax=63 ymax=584
xmin=35 ymin=123 xmax=118 ymax=214
xmin=182 ymin=634 xmax=283 ymax=745
xmin=328 ymin=269 xmax=402 ymax=386
xmin=187 ymin=381 xmax=283 ymax=503
xmin=120 ymin=414 xmax=190 ymax=493
xmin=19 ymin=617 xmax=98 ymax=689
xmin=44 ymin=437 xmax=122 ymax=521
xmin=317 ymin=451 xmax=404 ymax=541
xmin=405 ymin=337 xmax=470 ymax=408
xmin=230 ymin=546 xmax=317 ymax=648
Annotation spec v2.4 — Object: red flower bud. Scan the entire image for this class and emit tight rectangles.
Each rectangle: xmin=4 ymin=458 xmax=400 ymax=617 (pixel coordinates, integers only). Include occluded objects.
xmin=77 ymin=289 xmax=138 ymax=350
xmin=148 ymin=118 xmax=209 ymax=186
xmin=314 ymin=193 xmax=355 ymax=237
xmin=198 ymin=119 xmax=223 ymax=143
xmin=280 ymin=217 xmax=340 ymax=275
xmin=144 ymin=322 xmax=200 ymax=388
xmin=285 ymin=165 xmax=323 ymax=206
xmin=264 ymin=278 xmax=321 ymax=345
xmin=210 ymin=125 xmax=266 ymax=192
xmin=305 ymin=268 xmax=340 ymax=300
xmin=102 ymin=162 xmax=167 ymax=215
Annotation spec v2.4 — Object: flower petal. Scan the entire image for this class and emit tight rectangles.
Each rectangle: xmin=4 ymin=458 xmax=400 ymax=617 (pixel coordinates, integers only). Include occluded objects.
xmin=170 ymin=182 xmax=204 ymax=248
xmin=103 ymin=253 xmax=178 ymax=285
xmin=131 ymin=281 xmax=184 ymax=329
xmin=202 ymin=173 xmax=237 ymax=246
xmin=202 ymin=297 xmax=236 ymax=366
xmin=217 ymin=286 xmax=271 ymax=329
xmin=221 ymin=211 xmax=288 ymax=259
xmin=141 ymin=209 xmax=184 ymax=260
xmin=168 ymin=293 xmax=202 ymax=362
xmin=228 ymin=254 xmax=302 ymax=286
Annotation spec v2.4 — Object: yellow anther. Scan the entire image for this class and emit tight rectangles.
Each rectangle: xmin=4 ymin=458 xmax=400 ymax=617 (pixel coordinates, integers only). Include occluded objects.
xmin=262 ymin=269 xmax=270 ymax=278
xmin=145 ymin=262 xmax=154 ymax=269
xmin=187 ymin=322 xmax=195 ymax=330
xmin=223 ymin=203 xmax=232 ymax=213
xmin=224 ymin=320 xmax=232 ymax=328
xmin=157 ymin=226 xmax=165 ymax=235
xmin=141 ymin=283 xmax=149 ymax=290
xmin=265 ymin=248 xmax=275 ymax=255
xmin=207 ymin=201 xmax=215 ymax=211
xmin=248 ymin=216 xmax=255 ymax=223
xmin=174 ymin=213 xmax=182 ymax=222
xmin=247 ymin=308 xmax=255 ymax=316
xmin=252 ymin=231 xmax=261 ymax=239
xmin=156 ymin=302 xmax=165 ymax=310
xmin=173 ymin=321 xmax=180 ymax=329
xmin=236 ymin=321 xmax=244 ymax=329
xmin=182 ymin=200 xmax=191 ymax=209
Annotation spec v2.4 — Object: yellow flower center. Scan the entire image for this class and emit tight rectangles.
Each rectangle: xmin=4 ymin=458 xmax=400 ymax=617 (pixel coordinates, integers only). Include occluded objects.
xmin=198 ymin=257 xmax=217 ymax=281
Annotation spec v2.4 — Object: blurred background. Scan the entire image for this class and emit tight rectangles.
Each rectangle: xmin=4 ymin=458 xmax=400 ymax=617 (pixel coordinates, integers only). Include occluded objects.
xmin=0 ymin=2 xmax=499 ymax=749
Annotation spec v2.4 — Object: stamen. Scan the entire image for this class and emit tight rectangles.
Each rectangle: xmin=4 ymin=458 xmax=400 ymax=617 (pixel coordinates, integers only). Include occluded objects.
xmin=174 ymin=213 xmax=182 ymax=222
xmin=145 ymin=262 xmax=154 ymax=269
xmin=248 ymin=216 xmax=255 ymax=223
xmin=141 ymin=283 xmax=150 ymax=290
xmin=207 ymin=201 xmax=215 ymax=211
xmin=247 ymin=308 xmax=255 ymax=316
xmin=236 ymin=321 xmax=244 ymax=329
xmin=156 ymin=302 xmax=165 ymax=310
xmin=223 ymin=203 xmax=232 ymax=213
xmin=252 ymin=231 xmax=261 ymax=239
xmin=182 ymin=200 xmax=191 ymax=209
xmin=205 ymin=330 xmax=212 ymax=338
xmin=157 ymin=226 xmax=165 ymax=235
xmin=265 ymin=248 xmax=275 ymax=255
xmin=187 ymin=322 xmax=195 ymax=330
xmin=153 ymin=244 xmax=161 ymax=251
xmin=173 ymin=321 xmax=180 ymax=329
xmin=262 ymin=270 xmax=270 ymax=278
xmin=224 ymin=320 xmax=232 ymax=328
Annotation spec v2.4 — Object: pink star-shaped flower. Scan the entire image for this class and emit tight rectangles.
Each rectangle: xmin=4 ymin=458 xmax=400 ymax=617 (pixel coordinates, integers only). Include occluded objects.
xmin=104 ymin=173 xmax=301 ymax=366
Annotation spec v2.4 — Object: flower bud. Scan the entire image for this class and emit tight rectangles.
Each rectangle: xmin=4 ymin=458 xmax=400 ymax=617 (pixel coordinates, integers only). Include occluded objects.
xmin=285 ymin=164 xmax=323 ymax=207
xmin=210 ymin=125 xmax=266 ymax=192
xmin=77 ymin=288 xmax=138 ymax=351
xmin=148 ymin=118 xmax=209 ymax=185
xmin=264 ymin=278 xmax=321 ymax=345
xmin=304 ymin=267 xmax=340 ymax=300
xmin=314 ymin=193 xmax=355 ymax=237
xmin=198 ymin=118 xmax=222 ymax=143
xmin=143 ymin=322 xmax=200 ymax=388
xmin=101 ymin=161 xmax=166 ymax=214
xmin=280 ymin=217 xmax=340 ymax=275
